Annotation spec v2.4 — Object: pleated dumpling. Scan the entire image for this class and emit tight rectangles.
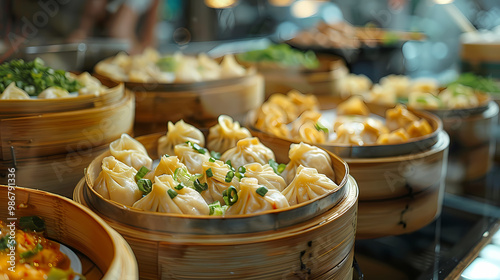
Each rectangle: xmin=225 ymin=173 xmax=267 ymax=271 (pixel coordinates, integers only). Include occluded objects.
xmin=406 ymin=119 xmax=433 ymax=138
xmin=175 ymin=55 xmax=203 ymax=83
xmin=174 ymin=142 xmax=210 ymax=174
xmin=338 ymin=73 xmax=372 ymax=98
xmin=336 ymin=96 xmax=370 ymax=116
xmin=439 ymin=84 xmax=478 ymax=109
xmin=153 ymin=155 xmax=187 ymax=177
xmin=132 ymin=175 xmax=209 ymax=215
xmin=38 ymin=87 xmax=70 ymax=99
xmin=74 ymin=72 xmax=106 ymax=96
xmin=200 ymin=159 xmax=240 ymax=205
xmin=220 ymin=137 xmax=275 ymax=169
xmin=368 ymin=84 xmax=396 ymax=106
xmin=243 ymin=163 xmax=287 ymax=191
xmin=280 ymin=142 xmax=335 ymax=184
xmin=379 ymin=74 xmax=410 ymax=97
xmin=157 ymin=120 xmax=205 ymax=157
xmin=220 ymin=54 xmax=246 ymax=78
xmin=225 ymin=178 xmax=289 ymax=215
xmin=385 ymin=104 xmax=419 ymax=131
xmin=0 ymin=83 xmax=30 ymax=99
xmin=290 ymin=110 xmax=322 ymax=139
xmin=207 ymin=115 xmax=252 ymax=154
xmin=110 ymin=134 xmax=153 ymax=171
xmin=197 ymin=53 xmax=221 ymax=80
xmin=287 ymin=90 xmax=319 ymax=117
xmin=408 ymin=91 xmax=442 ymax=109
xmin=295 ymin=122 xmax=328 ymax=144
xmin=254 ymin=103 xmax=291 ymax=138
xmin=94 ymin=156 xmax=142 ymax=206
xmin=282 ymin=165 xmax=340 ymax=206
xmin=376 ymin=128 xmax=410 ymax=144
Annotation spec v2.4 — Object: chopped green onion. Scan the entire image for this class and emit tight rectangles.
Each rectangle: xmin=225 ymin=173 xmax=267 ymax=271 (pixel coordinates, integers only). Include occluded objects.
xmin=186 ymin=141 xmax=207 ymax=154
xmin=225 ymin=170 xmax=235 ymax=183
xmin=209 ymin=157 xmax=216 ymax=162
xmin=175 ymin=183 xmax=185 ymax=190
xmin=238 ymin=166 xmax=246 ymax=174
xmin=314 ymin=122 xmax=329 ymax=134
xmin=235 ymin=172 xmax=244 ymax=181
xmin=269 ymin=159 xmax=286 ymax=175
xmin=19 ymin=216 xmax=45 ymax=231
xmin=208 ymin=201 xmax=228 ymax=216
xmin=135 ymin=166 xmax=150 ymax=181
xmin=222 ymin=186 xmax=238 ymax=206
xmin=256 ymin=186 xmax=268 ymax=197
xmin=225 ymin=160 xmax=233 ymax=168
xmin=193 ymin=179 xmax=208 ymax=193
xmin=20 ymin=243 xmax=43 ymax=259
xmin=0 ymin=236 xmax=10 ymax=250
xmin=206 ymin=168 xmax=213 ymax=178
xmin=164 ymin=154 xmax=170 ymax=158
xmin=416 ymin=97 xmax=428 ymax=104
xmin=137 ymin=179 xmax=153 ymax=195
xmin=167 ymin=189 xmax=178 ymax=199
xmin=210 ymin=151 xmax=221 ymax=159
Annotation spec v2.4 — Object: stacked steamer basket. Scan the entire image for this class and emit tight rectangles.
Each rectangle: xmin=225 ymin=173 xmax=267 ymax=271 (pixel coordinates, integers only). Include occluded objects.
xmin=248 ymin=95 xmax=449 ymax=239
xmin=0 ymin=76 xmax=134 ymax=198
xmin=74 ymin=132 xmax=359 ymax=280
xmin=0 ymin=185 xmax=138 ymax=279
xmin=94 ymin=50 xmax=264 ymax=136
xmin=235 ymin=47 xmax=348 ymax=98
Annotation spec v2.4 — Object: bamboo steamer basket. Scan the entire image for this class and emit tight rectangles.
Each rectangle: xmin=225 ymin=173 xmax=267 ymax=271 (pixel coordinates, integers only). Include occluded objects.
xmin=0 ymin=84 xmax=135 ymax=197
xmin=94 ymin=64 xmax=264 ymax=136
xmin=494 ymin=97 xmax=500 ymax=162
xmin=248 ymin=96 xmax=449 ymax=238
xmin=237 ymin=54 xmax=348 ymax=99
xmin=75 ymin=133 xmax=359 ymax=279
xmin=424 ymin=101 xmax=498 ymax=186
xmin=0 ymin=185 xmax=138 ymax=279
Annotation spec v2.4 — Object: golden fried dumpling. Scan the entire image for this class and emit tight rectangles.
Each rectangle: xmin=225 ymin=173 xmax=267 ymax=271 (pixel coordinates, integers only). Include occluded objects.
xmin=220 ymin=137 xmax=275 ymax=169
xmin=379 ymin=74 xmax=410 ymax=97
xmin=200 ymin=159 xmax=240 ymax=205
xmin=287 ymin=90 xmax=319 ymax=116
xmin=282 ymin=165 xmax=340 ymax=206
xmin=133 ymin=175 xmax=209 ymax=215
xmin=110 ymin=134 xmax=153 ymax=171
xmin=94 ymin=156 xmax=142 ymax=206
xmin=376 ymin=128 xmax=410 ymax=145
xmin=361 ymin=118 xmax=390 ymax=144
xmin=0 ymin=83 xmax=30 ymax=100
xmin=408 ymin=91 xmax=442 ymax=109
xmin=157 ymin=120 xmax=205 ymax=157
xmin=38 ymin=87 xmax=70 ymax=99
xmin=243 ymin=163 xmax=287 ymax=191
xmin=280 ymin=142 xmax=335 ymax=184
xmin=174 ymin=143 xmax=210 ymax=175
xmin=207 ymin=115 xmax=252 ymax=154
xmin=225 ymin=178 xmax=289 ymax=215
xmin=336 ymin=96 xmax=370 ymax=116
xmin=385 ymin=104 xmax=419 ymax=131
xmin=406 ymin=119 xmax=433 ymax=138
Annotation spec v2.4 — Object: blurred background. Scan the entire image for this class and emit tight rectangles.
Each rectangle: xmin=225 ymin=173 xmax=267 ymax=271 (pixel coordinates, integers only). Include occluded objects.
xmin=2 ymin=0 xmax=500 ymax=82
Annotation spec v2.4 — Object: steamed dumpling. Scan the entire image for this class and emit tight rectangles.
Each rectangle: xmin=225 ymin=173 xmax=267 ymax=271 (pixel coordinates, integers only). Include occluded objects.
xmin=243 ymin=163 xmax=287 ymax=192
xmin=290 ymin=110 xmax=322 ymax=139
xmin=220 ymin=54 xmax=246 ymax=78
xmin=175 ymin=55 xmax=203 ymax=82
xmin=110 ymin=134 xmax=153 ymax=171
xmin=281 ymin=142 xmax=335 ymax=184
xmin=132 ymin=175 xmax=209 ymax=215
xmin=333 ymin=123 xmax=365 ymax=146
xmin=336 ymin=96 xmax=370 ymax=116
xmin=197 ymin=53 xmax=221 ymax=80
xmin=174 ymin=143 xmax=210 ymax=175
xmin=38 ymin=87 xmax=70 ymax=99
xmin=379 ymin=74 xmax=410 ymax=97
xmin=266 ymin=93 xmax=297 ymax=122
xmin=207 ymin=115 xmax=252 ymax=154
xmin=94 ymin=156 xmax=142 ymax=206
xmin=376 ymin=128 xmax=410 ymax=144
xmin=338 ymin=73 xmax=372 ymax=98
xmin=0 ymin=83 xmax=30 ymax=99
xmin=220 ymin=137 xmax=275 ymax=169
xmin=157 ymin=120 xmax=205 ymax=157
xmin=295 ymin=122 xmax=328 ymax=144
xmin=385 ymin=104 xmax=419 ymax=131
xmin=406 ymin=119 xmax=433 ymax=138
xmin=74 ymin=72 xmax=106 ymax=96
xmin=225 ymin=178 xmax=289 ymax=215
xmin=254 ymin=103 xmax=292 ymax=138
xmin=368 ymin=84 xmax=396 ymax=106
xmin=408 ymin=91 xmax=442 ymax=109
xmin=410 ymin=78 xmax=439 ymax=94
xmin=153 ymin=155 xmax=187 ymax=178
xmin=282 ymin=165 xmax=340 ymax=206
xmin=439 ymin=84 xmax=478 ymax=109
xmin=287 ymin=90 xmax=319 ymax=117
xmin=200 ymin=160 xmax=240 ymax=205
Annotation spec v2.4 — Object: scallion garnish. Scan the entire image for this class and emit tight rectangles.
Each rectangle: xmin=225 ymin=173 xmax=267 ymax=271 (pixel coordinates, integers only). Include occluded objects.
xmin=19 ymin=216 xmax=45 ymax=232
xmin=269 ymin=159 xmax=286 ymax=175
xmin=167 ymin=189 xmax=178 ymax=199
xmin=315 ymin=122 xmax=329 ymax=134
xmin=225 ymin=160 xmax=232 ymax=168
xmin=137 ymin=179 xmax=152 ymax=195
xmin=175 ymin=183 xmax=185 ymax=190
xmin=210 ymin=151 xmax=221 ymax=159
xmin=235 ymin=172 xmax=244 ymax=181
xmin=208 ymin=201 xmax=228 ymax=216
xmin=256 ymin=186 xmax=268 ymax=197
xmin=222 ymin=186 xmax=238 ymax=206
xmin=238 ymin=166 xmax=246 ymax=173
xmin=225 ymin=170 xmax=235 ymax=182
xmin=193 ymin=179 xmax=208 ymax=193
xmin=164 ymin=154 xmax=170 ymax=157
xmin=209 ymin=157 xmax=216 ymax=162
xmin=135 ymin=166 xmax=150 ymax=181
xmin=206 ymin=168 xmax=213 ymax=178
xmin=187 ymin=141 xmax=207 ymax=154
xmin=20 ymin=243 xmax=43 ymax=259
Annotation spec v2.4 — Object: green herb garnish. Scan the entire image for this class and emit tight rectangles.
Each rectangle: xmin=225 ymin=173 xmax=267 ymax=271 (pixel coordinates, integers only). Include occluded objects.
xmin=175 ymin=183 xmax=185 ymax=190
xmin=156 ymin=56 xmax=177 ymax=72
xmin=208 ymin=201 xmax=228 ymax=216
xmin=167 ymin=189 xmax=178 ymax=199
xmin=186 ymin=141 xmax=207 ymax=154
xmin=269 ymin=159 xmax=286 ymax=175
xmin=225 ymin=170 xmax=235 ymax=182
xmin=137 ymin=179 xmax=153 ymax=195
xmin=314 ymin=122 xmax=329 ymax=134
xmin=210 ymin=151 xmax=221 ymax=160
xmin=206 ymin=168 xmax=213 ymax=178
xmin=20 ymin=243 xmax=43 ymax=259
xmin=19 ymin=216 xmax=45 ymax=232
xmin=193 ymin=179 xmax=208 ymax=193
xmin=222 ymin=186 xmax=238 ymax=206
xmin=256 ymin=186 xmax=268 ymax=197
xmin=237 ymin=44 xmax=320 ymax=69
xmin=135 ymin=166 xmax=150 ymax=181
